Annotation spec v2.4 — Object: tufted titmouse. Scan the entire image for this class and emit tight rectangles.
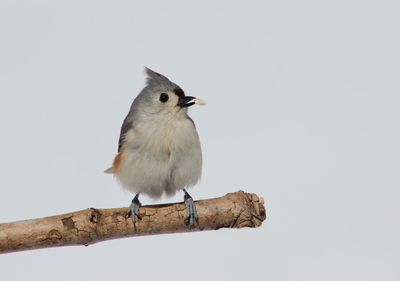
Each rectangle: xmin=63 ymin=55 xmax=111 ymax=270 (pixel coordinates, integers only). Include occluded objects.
xmin=105 ymin=67 xmax=205 ymax=227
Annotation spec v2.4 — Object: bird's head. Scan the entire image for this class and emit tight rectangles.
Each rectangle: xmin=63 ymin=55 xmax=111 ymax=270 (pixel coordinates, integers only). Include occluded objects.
xmin=134 ymin=67 xmax=205 ymax=118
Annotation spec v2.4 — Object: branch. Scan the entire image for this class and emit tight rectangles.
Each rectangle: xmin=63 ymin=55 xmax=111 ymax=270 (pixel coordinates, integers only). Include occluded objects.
xmin=0 ymin=191 xmax=266 ymax=254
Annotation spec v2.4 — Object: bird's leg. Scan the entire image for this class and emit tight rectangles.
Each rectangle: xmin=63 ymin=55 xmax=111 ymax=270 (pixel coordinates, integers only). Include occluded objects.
xmin=126 ymin=193 xmax=142 ymax=221
xmin=183 ymin=189 xmax=198 ymax=228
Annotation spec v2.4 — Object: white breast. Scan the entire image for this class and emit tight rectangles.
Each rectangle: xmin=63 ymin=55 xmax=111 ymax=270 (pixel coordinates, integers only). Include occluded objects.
xmin=116 ymin=114 xmax=202 ymax=199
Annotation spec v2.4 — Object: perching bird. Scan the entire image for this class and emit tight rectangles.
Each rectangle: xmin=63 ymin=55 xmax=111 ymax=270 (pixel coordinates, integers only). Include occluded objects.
xmin=105 ymin=67 xmax=205 ymax=227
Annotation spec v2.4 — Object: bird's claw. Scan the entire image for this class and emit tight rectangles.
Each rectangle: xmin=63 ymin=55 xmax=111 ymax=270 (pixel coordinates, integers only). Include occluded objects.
xmin=126 ymin=194 xmax=142 ymax=221
xmin=184 ymin=191 xmax=198 ymax=228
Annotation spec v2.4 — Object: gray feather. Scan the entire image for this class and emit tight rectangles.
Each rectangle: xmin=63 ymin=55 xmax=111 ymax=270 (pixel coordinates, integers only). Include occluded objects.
xmin=144 ymin=67 xmax=171 ymax=86
xmin=144 ymin=67 xmax=180 ymax=90
xmin=104 ymin=167 xmax=113 ymax=174
xmin=118 ymin=115 xmax=134 ymax=152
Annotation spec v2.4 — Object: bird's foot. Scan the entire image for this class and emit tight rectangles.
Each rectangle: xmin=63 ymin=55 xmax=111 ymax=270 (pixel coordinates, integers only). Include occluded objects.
xmin=126 ymin=193 xmax=142 ymax=221
xmin=183 ymin=189 xmax=198 ymax=228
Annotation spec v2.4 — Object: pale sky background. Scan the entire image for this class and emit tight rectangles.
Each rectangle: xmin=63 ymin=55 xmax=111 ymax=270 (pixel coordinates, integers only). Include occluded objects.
xmin=0 ymin=1 xmax=399 ymax=280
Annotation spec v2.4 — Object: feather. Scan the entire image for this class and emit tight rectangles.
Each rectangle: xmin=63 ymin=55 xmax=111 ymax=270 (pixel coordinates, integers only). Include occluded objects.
xmin=104 ymin=167 xmax=113 ymax=174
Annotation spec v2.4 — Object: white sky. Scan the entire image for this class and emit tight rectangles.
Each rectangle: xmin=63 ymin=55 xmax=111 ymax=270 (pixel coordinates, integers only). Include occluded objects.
xmin=0 ymin=1 xmax=399 ymax=280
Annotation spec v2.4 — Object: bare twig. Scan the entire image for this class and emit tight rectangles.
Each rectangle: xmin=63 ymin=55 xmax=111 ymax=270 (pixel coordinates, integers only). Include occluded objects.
xmin=0 ymin=191 xmax=266 ymax=254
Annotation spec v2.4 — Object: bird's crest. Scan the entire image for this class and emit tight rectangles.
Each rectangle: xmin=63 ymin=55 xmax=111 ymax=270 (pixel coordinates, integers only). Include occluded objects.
xmin=144 ymin=67 xmax=172 ymax=87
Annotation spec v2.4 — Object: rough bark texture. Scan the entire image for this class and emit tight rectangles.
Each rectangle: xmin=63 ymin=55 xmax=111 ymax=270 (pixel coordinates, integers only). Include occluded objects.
xmin=0 ymin=191 xmax=266 ymax=254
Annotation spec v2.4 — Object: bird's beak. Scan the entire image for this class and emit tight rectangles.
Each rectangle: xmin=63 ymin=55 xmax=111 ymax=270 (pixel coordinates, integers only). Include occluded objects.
xmin=177 ymin=96 xmax=206 ymax=108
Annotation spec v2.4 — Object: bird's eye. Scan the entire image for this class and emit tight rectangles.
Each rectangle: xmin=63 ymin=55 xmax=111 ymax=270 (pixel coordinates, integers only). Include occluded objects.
xmin=159 ymin=93 xmax=169 ymax=103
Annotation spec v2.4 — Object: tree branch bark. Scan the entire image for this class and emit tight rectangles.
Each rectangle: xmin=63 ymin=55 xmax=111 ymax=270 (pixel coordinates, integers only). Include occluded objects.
xmin=0 ymin=191 xmax=266 ymax=254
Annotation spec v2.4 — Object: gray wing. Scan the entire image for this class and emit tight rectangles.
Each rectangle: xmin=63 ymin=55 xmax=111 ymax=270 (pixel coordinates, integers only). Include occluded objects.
xmin=104 ymin=118 xmax=132 ymax=174
xmin=118 ymin=116 xmax=134 ymax=152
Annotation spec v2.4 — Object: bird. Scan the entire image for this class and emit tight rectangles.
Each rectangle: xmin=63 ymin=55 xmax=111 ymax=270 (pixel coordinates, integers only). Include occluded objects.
xmin=105 ymin=67 xmax=205 ymax=227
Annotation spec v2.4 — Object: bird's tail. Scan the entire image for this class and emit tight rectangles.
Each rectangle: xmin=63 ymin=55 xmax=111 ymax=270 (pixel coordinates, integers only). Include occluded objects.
xmin=104 ymin=167 xmax=113 ymax=174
